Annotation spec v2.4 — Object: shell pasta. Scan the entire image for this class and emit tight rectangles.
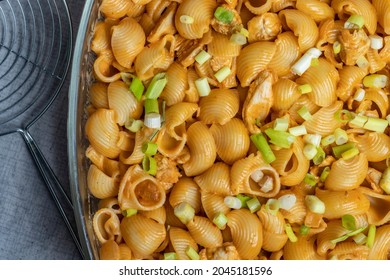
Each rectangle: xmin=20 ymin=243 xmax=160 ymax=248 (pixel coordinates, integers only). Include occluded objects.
xmin=85 ymin=0 xmax=390 ymax=260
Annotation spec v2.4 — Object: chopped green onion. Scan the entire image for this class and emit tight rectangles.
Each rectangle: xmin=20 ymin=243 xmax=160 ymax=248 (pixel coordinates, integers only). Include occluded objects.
xmin=330 ymin=234 xmax=349 ymax=244
xmin=145 ymin=73 xmax=168 ymax=99
xmin=305 ymin=195 xmax=325 ymax=214
xmin=321 ymin=134 xmax=335 ymax=146
xmin=185 ymin=246 xmax=200 ymax=260
xmin=289 ymin=125 xmax=307 ymax=136
xmin=369 ymin=35 xmax=384 ymax=50
xmin=297 ymin=84 xmax=312 ymax=94
xmin=122 ymin=208 xmax=137 ymax=217
xmin=304 ymin=173 xmax=317 ymax=187
xmin=195 ymin=50 xmax=212 ymax=65
xmin=303 ymin=144 xmax=317 ymax=160
xmin=247 ymin=197 xmax=261 ymax=213
xmin=213 ymin=212 xmax=228 ymax=229
xmin=298 ymin=105 xmax=312 ymax=121
xmin=379 ymin=167 xmax=390 ymax=194
xmin=142 ymin=141 xmax=158 ymax=156
xmin=230 ymin=33 xmax=247 ymax=45
xmin=264 ymin=128 xmax=295 ymax=149
xmin=334 ymin=109 xmax=355 ymax=123
xmin=291 ymin=48 xmax=322 ymax=76
xmin=214 ymin=66 xmax=231 ymax=83
xmin=363 ymin=74 xmax=388 ymax=88
xmin=130 ymin=76 xmax=144 ymax=101
xmin=174 ymin=202 xmax=195 ymax=225
xmin=353 ymin=232 xmax=367 ymax=245
xmin=306 ymin=48 xmax=322 ymax=58
xmin=341 ymin=214 xmax=356 ymax=231
xmin=310 ymin=57 xmax=319 ymax=67
xmin=180 ymin=15 xmax=194 ymax=24
xmin=330 ymin=227 xmax=367 ymax=244
xmin=224 ymin=196 xmax=242 ymax=209
xmin=341 ymin=147 xmax=360 ymax=160
xmin=320 ymin=167 xmax=330 ymax=182
xmin=161 ymin=99 xmax=166 ymax=125
xmin=363 ymin=117 xmax=388 ymax=133
xmin=353 ymin=88 xmax=366 ymax=101
xmin=313 ymin=146 xmax=326 ymax=165
xmin=164 ymin=252 xmax=178 ymax=260
xmin=144 ymin=99 xmax=159 ymax=114
xmin=366 ymin=224 xmax=376 ymax=248
xmin=144 ymin=113 xmax=161 ymax=129
xmin=273 ymin=118 xmax=289 ymax=131
xmin=250 ymin=133 xmax=276 ymax=164
xmin=240 ymin=27 xmax=249 ymax=37
xmin=356 ymin=55 xmax=369 ymax=68
xmin=299 ymin=225 xmax=310 ymax=235
xmin=125 ymin=118 xmax=143 ymax=133
xmin=214 ymin=6 xmax=234 ymax=24
xmin=278 ymin=194 xmax=296 ymax=210
xmin=236 ymin=194 xmax=251 ymax=208
xmin=344 ymin=14 xmax=364 ymax=29
xmin=195 ymin=77 xmax=211 ymax=97
xmin=332 ymin=142 xmax=355 ymax=158
xmin=349 ymin=114 xmax=368 ymax=128
xmin=303 ymin=134 xmax=322 ymax=147
xmin=285 ymin=223 xmax=298 ymax=242
xmin=265 ymin=198 xmax=280 ymax=215
xmin=142 ymin=155 xmax=157 ymax=176
xmin=333 ymin=41 xmax=341 ymax=54
xmin=148 ymin=129 xmax=160 ymax=141
xmin=334 ymin=127 xmax=348 ymax=145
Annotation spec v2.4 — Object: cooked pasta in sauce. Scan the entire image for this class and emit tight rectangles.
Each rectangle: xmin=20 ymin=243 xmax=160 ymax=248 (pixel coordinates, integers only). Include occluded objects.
xmin=85 ymin=0 xmax=390 ymax=260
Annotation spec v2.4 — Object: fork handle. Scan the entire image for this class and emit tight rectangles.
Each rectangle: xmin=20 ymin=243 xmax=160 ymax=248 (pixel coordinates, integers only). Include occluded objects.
xmin=19 ymin=129 xmax=84 ymax=259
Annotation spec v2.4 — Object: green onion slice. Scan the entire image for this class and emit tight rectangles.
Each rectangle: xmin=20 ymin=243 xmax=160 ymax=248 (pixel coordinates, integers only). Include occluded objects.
xmin=247 ymin=197 xmax=261 ymax=213
xmin=304 ymin=173 xmax=317 ymax=187
xmin=363 ymin=117 xmax=388 ymax=133
xmin=334 ymin=109 xmax=355 ymax=123
xmin=289 ymin=125 xmax=307 ymax=136
xmin=236 ymin=194 xmax=251 ymax=208
xmin=212 ymin=212 xmax=228 ymax=230
xmin=313 ymin=146 xmax=326 ymax=165
xmin=195 ymin=50 xmax=211 ymax=65
xmin=180 ymin=15 xmax=194 ymax=24
xmin=122 ymin=208 xmax=137 ymax=217
xmin=299 ymin=225 xmax=311 ymax=236
xmin=333 ymin=41 xmax=341 ymax=54
xmin=285 ymin=223 xmax=298 ymax=242
xmin=366 ymin=224 xmax=376 ymax=248
xmin=303 ymin=144 xmax=317 ymax=160
xmin=264 ymin=128 xmax=295 ymax=149
xmin=320 ymin=167 xmax=330 ymax=182
xmin=379 ymin=167 xmax=390 ymax=194
xmin=130 ymin=76 xmax=144 ymax=101
xmin=334 ymin=127 xmax=348 ymax=145
xmin=145 ymin=72 xmax=168 ymax=99
xmin=250 ymin=133 xmax=276 ymax=164
xmin=144 ymin=98 xmax=159 ymax=114
xmin=265 ymin=198 xmax=280 ymax=215
xmin=164 ymin=252 xmax=178 ymax=260
xmin=142 ymin=141 xmax=158 ymax=156
xmin=353 ymin=232 xmax=367 ymax=245
xmin=273 ymin=118 xmax=289 ymax=132
xmin=321 ymin=134 xmax=335 ymax=146
xmin=185 ymin=246 xmax=200 ymax=260
xmin=305 ymin=195 xmax=325 ymax=214
xmin=298 ymin=105 xmax=312 ymax=121
xmin=195 ymin=77 xmax=211 ymax=97
xmin=142 ymin=155 xmax=157 ymax=176
xmin=174 ymin=202 xmax=195 ymax=225
xmin=349 ymin=115 xmax=368 ymax=128
xmin=214 ymin=66 xmax=231 ymax=83
xmin=341 ymin=147 xmax=360 ymax=160
xmin=341 ymin=214 xmax=356 ymax=231
xmin=214 ymin=6 xmax=234 ymax=24
xmin=344 ymin=14 xmax=364 ymax=29
xmin=332 ymin=142 xmax=355 ymax=158
xmin=230 ymin=33 xmax=247 ymax=45
xmin=224 ymin=196 xmax=242 ymax=209
xmin=363 ymin=74 xmax=388 ymax=88
xmin=330 ymin=226 xmax=367 ymax=244
xmin=125 ymin=118 xmax=143 ymax=133
xmin=298 ymin=84 xmax=312 ymax=94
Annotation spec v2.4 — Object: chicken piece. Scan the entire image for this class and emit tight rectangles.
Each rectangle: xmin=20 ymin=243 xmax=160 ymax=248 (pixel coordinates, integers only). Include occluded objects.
xmin=175 ymin=31 xmax=212 ymax=67
xmin=155 ymin=153 xmax=181 ymax=191
xmin=211 ymin=4 xmax=242 ymax=36
xmin=199 ymin=242 xmax=241 ymax=260
xmin=339 ymin=29 xmax=370 ymax=66
xmin=366 ymin=167 xmax=384 ymax=193
xmin=248 ymin=13 xmax=282 ymax=43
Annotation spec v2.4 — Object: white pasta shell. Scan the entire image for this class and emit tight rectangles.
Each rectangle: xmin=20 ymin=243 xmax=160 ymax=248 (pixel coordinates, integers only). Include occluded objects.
xmin=87 ymin=164 xmax=119 ymax=199
xmin=92 ymin=208 xmax=122 ymax=244
xmin=194 ymin=162 xmax=232 ymax=196
xmin=187 ymin=216 xmax=223 ymax=248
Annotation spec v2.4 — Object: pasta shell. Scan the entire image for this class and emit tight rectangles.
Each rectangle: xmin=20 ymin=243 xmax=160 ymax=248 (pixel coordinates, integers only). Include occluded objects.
xmin=226 ymin=209 xmax=263 ymax=260
xmin=236 ymin=41 xmax=276 ymax=87
xmin=174 ymin=0 xmax=216 ymax=39
xmin=335 ymin=66 xmax=367 ymax=102
xmin=277 ymin=187 xmax=307 ymax=225
xmin=247 ymin=13 xmax=282 ymax=43
xmin=296 ymin=0 xmax=335 ymax=23
xmin=169 ymin=227 xmax=198 ymax=260
xmin=164 ymin=102 xmax=198 ymax=140
xmin=100 ymin=0 xmax=133 ymax=19
xmin=355 ymin=132 xmax=390 ymax=162
xmin=89 ymin=82 xmax=109 ymax=109
xmin=99 ymin=240 xmax=121 ymax=260
xmin=231 ymin=152 xmax=281 ymax=198
xmin=279 ymin=9 xmax=319 ymax=52
xmin=91 ymin=19 xmax=117 ymax=56
xmin=156 ymin=125 xmax=187 ymax=158
xmin=373 ymin=0 xmax=390 ymax=34
xmin=120 ymin=127 xmax=155 ymax=165
xmin=316 ymin=219 xmax=349 ymax=256
xmin=139 ymin=206 xmax=166 ymax=225
xmin=201 ymin=191 xmax=231 ymax=221
xmin=199 ymin=89 xmax=239 ymax=126
xmin=324 ymin=153 xmax=368 ymax=191
xmin=358 ymin=187 xmax=390 ymax=226
xmin=165 ymin=201 xmax=186 ymax=229
xmin=368 ymin=224 xmax=390 ymax=260
xmin=288 ymin=95 xmax=320 ymax=124
xmin=315 ymin=188 xmax=370 ymax=220
xmin=210 ymin=118 xmax=250 ymax=165
xmin=160 ymin=62 xmax=188 ymax=106
xmin=169 ymin=177 xmax=201 ymax=213
xmin=93 ymin=53 xmax=122 ymax=83
xmin=98 ymin=197 xmax=122 ymax=215
xmin=329 ymin=242 xmax=369 ymax=260
xmin=283 ymin=236 xmax=325 ymax=260
xmin=272 ymin=77 xmax=300 ymax=112
xmin=111 ymin=17 xmax=146 ymax=69
xmin=244 ymin=0 xmax=273 ymax=15
xmin=107 ymin=80 xmax=143 ymax=126
xmin=187 ymin=216 xmax=223 ymax=248
xmin=147 ymin=2 xmax=177 ymax=43
xmin=121 ymin=214 xmax=166 ymax=259
xmin=85 ymin=109 xmax=121 ymax=159
xmin=92 ymin=208 xmax=122 ymax=244
xmin=87 ymin=164 xmax=120 ymax=199
xmin=296 ymin=58 xmax=339 ymax=107
xmin=194 ymin=162 xmax=232 ymax=196
xmin=207 ymin=31 xmax=241 ymax=57
xmin=183 ymin=122 xmax=216 ymax=176
xmin=118 ymin=165 xmax=166 ymax=211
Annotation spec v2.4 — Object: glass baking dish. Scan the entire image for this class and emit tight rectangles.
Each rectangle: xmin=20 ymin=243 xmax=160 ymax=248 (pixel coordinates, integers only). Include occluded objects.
xmin=68 ymin=0 xmax=101 ymax=260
